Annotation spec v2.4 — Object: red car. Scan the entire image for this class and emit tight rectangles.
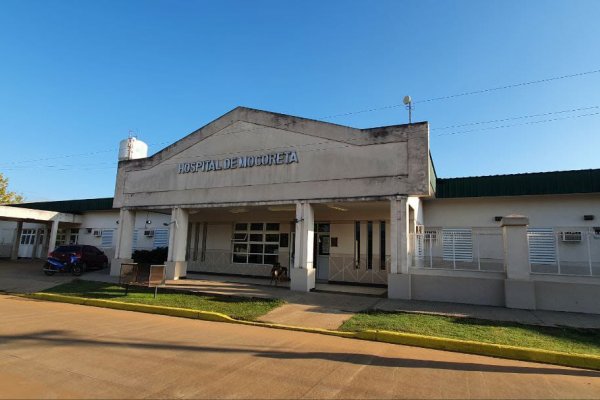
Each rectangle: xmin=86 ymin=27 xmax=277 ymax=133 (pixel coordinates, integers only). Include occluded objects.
xmin=49 ymin=245 xmax=109 ymax=272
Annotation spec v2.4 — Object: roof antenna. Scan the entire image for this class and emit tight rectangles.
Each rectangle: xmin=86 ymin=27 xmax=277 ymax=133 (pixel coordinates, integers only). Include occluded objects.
xmin=403 ymin=95 xmax=413 ymax=124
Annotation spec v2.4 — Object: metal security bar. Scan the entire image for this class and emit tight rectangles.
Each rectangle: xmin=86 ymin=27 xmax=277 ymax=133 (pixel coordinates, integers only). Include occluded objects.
xmin=528 ymin=229 xmax=599 ymax=277
xmin=410 ymin=229 xmax=504 ymax=272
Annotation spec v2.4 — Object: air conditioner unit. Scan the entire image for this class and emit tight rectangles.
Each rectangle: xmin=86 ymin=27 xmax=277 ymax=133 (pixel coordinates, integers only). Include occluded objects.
xmin=560 ymin=231 xmax=582 ymax=242
xmin=424 ymin=230 xmax=438 ymax=242
xmin=92 ymin=230 xmax=102 ymax=237
xmin=143 ymin=230 xmax=155 ymax=237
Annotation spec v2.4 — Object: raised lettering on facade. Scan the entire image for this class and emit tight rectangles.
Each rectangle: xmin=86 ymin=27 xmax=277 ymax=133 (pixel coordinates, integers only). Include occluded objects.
xmin=177 ymin=150 xmax=299 ymax=174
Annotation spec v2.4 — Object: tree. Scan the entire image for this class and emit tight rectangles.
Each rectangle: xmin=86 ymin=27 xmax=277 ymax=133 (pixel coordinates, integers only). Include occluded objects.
xmin=0 ymin=173 xmax=24 ymax=204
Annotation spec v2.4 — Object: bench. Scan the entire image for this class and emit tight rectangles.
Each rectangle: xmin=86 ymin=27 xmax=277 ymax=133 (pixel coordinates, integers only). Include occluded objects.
xmin=119 ymin=263 xmax=166 ymax=298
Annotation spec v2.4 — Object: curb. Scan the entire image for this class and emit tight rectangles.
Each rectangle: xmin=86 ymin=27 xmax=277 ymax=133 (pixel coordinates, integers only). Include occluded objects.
xmin=25 ymin=292 xmax=600 ymax=371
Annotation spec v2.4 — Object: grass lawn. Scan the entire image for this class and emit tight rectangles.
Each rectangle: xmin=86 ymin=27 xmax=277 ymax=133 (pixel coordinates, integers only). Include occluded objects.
xmin=43 ymin=280 xmax=284 ymax=321
xmin=340 ymin=311 xmax=600 ymax=356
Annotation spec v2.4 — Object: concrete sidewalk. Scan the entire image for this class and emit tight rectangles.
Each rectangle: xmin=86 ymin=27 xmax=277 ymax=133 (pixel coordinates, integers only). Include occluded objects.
xmin=3 ymin=259 xmax=600 ymax=330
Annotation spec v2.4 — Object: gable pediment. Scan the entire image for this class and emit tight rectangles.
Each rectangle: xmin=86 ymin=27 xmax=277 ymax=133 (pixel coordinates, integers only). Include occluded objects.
xmin=114 ymin=107 xmax=430 ymax=208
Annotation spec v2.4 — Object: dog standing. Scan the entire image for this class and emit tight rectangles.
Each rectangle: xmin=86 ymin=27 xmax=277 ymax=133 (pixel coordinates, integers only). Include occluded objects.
xmin=270 ymin=263 xmax=288 ymax=286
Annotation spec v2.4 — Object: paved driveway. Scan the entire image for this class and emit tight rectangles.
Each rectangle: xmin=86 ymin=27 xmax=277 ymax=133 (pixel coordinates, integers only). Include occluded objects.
xmin=1 ymin=295 xmax=599 ymax=399
xmin=0 ymin=259 xmax=76 ymax=293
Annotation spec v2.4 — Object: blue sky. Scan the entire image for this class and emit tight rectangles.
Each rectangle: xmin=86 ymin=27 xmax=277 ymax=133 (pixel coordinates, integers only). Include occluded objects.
xmin=1 ymin=0 xmax=599 ymax=201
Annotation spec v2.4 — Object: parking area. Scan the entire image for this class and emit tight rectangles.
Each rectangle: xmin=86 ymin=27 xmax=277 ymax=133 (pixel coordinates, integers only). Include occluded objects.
xmin=0 ymin=259 xmax=77 ymax=293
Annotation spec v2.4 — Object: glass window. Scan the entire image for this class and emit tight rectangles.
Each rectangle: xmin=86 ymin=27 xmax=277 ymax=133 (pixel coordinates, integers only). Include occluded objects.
xmin=234 ymin=223 xmax=248 ymax=231
xmin=317 ymin=224 xmax=330 ymax=232
xmin=264 ymin=244 xmax=279 ymax=254
xmin=233 ymin=243 xmax=247 ymax=253
xmin=279 ymin=233 xmax=289 ymax=248
xmin=265 ymin=223 xmax=280 ymax=231
xmin=248 ymin=254 xmax=263 ymax=264
xmin=232 ymin=222 xmax=280 ymax=265
xmin=265 ymin=233 xmax=279 ymax=242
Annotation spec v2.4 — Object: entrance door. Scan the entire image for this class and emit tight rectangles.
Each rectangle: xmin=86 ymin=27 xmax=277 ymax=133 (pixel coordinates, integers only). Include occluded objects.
xmin=315 ymin=224 xmax=330 ymax=281
xmin=18 ymin=229 xmax=37 ymax=258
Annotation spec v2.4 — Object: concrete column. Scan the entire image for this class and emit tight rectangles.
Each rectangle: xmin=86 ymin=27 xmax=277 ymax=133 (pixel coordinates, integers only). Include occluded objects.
xmin=41 ymin=224 xmax=51 ymax=257
xmin=33 ymin=228 xmax=42 ymax=259
xmin=388 ymin=196 xmax=411 ymax=299
xmin=166 ymin=207 xmax=189 ymax=280
xmin=110 ymin=209 xmax=136 ymax=276
xmin=46 ymin=219 xmax=59 ymax=256
xmin=502 ymin=215 xmax=536 ymax=310
xmin=10 ymin=221 xmax=23 ymax=260
xmin=290 ymin=201 xmax=315 ymax=292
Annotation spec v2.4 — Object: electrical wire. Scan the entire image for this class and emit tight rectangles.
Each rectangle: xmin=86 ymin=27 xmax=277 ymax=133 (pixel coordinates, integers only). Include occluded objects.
xmin=3 ymin=66 xmax=600 ymax=167
xmin=5 ymin=104 xmax=600 ymax=170
xmin=317 ymin=68 xmax=600 ymax=119
xmin=431 ymin=105 xmax=600 ymax=131
xmin=435 ymin=111 xmax=600 ymax=137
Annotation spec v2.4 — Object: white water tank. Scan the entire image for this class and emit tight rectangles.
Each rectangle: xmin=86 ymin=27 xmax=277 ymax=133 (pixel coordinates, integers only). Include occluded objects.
xmin=118 ymin=137 xmax=148 ymax=161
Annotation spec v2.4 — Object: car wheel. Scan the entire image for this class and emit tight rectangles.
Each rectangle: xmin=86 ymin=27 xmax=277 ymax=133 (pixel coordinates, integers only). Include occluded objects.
xmin=71 ymin=264 xmax=83 ymax=276
xmin=101 ymin=261 xmax=108 ymax=269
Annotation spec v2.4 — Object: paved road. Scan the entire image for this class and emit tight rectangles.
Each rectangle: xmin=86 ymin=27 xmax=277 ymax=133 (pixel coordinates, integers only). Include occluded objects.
xmin=1 ymin=295 xmax=599 ymax=399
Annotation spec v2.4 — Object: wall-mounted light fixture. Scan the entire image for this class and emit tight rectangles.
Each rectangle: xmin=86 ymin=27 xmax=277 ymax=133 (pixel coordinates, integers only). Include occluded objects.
xmin=584 ymin=215 xmax=595 ymax=221
xmin=145 ymin=220 xmax=152 ymax=225
xmin=494 ymin=216 xmax=503 ymax=222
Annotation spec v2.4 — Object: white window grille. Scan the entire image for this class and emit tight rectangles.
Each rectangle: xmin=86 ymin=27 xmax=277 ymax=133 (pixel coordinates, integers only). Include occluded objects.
xmin=528 ymin=228 xmax=556 ymax=265
xmin=153 ymin=229 xmax=169 ymax=248
xmin=100 ymin=230 xmax=114 ymax=248
xmin=442 ymin=229 xmax=473 ymax=262
xmin=20 ymin=229 xmax=36 ymax=245
xmin=56 ymin=229 xmax=68 ymax=246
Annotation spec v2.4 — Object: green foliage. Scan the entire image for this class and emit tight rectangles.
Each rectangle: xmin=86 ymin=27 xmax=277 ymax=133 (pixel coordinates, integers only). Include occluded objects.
xmin=44 ymin=280 xmax=284 ymax=320
xmin=132 ymin=247 xmax=168 ymax=265
xmin=340 ymin=311 xmax=600 ymax=356
xmin=0 ymin=173 xmax=23 ymax=204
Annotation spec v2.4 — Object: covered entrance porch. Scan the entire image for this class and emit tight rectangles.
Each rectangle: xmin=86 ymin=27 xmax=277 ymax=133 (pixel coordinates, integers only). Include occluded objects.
xmin=111 ymin=197 xmax=418 ymax=297
xmin=0 ymin=205 xmax=82 ymax=260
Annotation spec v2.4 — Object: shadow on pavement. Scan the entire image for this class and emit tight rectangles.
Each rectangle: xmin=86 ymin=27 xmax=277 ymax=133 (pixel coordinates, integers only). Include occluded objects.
xmin=1 ymin=329 xmax=599 ymax=378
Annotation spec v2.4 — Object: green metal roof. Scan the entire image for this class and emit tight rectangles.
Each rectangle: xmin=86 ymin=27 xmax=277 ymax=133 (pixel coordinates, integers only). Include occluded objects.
xmin=5 ymin=169 xmax=600 ymax=210
xmin=436 ymin=169 xmax=600 ymax=198
xmin=9 ymin=197 xmax=115 ymax=214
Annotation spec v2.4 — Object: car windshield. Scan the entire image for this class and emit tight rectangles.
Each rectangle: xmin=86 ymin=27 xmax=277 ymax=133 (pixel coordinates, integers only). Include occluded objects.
xmin=54 ymin=246 xmax=81 ymax=253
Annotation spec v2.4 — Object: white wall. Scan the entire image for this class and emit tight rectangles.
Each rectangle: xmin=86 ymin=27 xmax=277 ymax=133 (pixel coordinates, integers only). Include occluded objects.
xmin=423 ymin=194 xmax=600 ymax=228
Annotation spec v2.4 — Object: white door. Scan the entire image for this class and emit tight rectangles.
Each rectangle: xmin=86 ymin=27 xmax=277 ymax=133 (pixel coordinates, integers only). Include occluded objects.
xmin=316 ymin=234 xmax=330 ymax=281
xmin=17 ymin=229 xmax=37 ymax=258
